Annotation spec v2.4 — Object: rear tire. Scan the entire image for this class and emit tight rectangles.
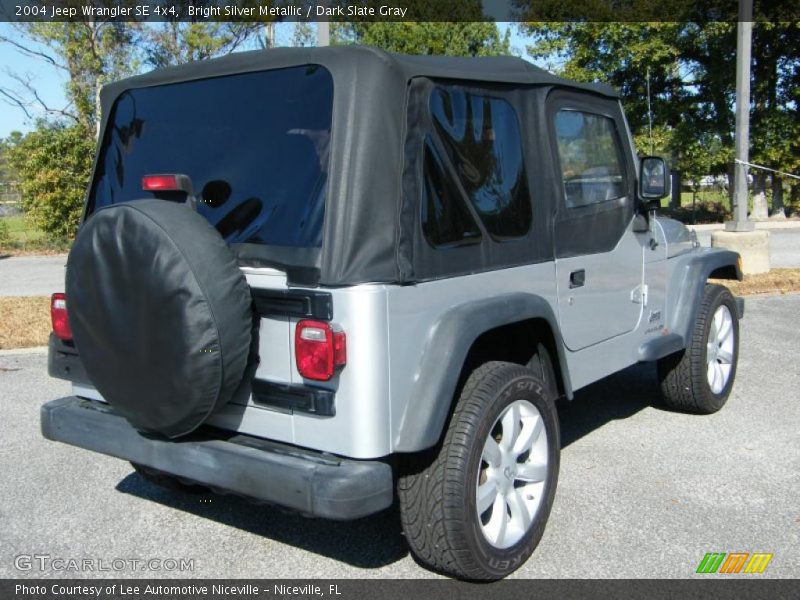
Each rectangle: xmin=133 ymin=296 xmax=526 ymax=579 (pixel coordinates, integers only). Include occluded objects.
xmin=398 ymin=361 xmax=560 ymax=580
xmin=657 ymin=284 xmax=739 ymax=414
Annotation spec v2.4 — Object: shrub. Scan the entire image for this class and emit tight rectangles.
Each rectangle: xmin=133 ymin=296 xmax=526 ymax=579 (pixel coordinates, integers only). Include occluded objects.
xmin=6 ymin=122 xmax=94 ymax=240
xmin=0 ymin=218 xmax=10 ymax=245
xmin=662 ymin=200 xmax=732 ymax=225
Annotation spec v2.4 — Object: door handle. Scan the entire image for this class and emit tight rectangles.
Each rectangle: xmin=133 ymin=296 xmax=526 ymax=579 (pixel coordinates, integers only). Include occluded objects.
xmin=569 ymin=269 xmax=585 ymax=289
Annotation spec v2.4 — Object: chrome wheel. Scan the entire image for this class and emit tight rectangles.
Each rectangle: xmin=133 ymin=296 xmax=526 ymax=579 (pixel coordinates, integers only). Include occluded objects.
xmin=706 ymin=304 xmax=735 ymax=394
xmin=476 ymin=399 xmax=549 ymax=549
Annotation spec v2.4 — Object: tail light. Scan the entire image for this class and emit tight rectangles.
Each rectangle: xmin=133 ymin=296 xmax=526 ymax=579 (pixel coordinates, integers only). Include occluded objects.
xmin=142 ymin=173 xmax=193 ymax=196
xmin=51 ymin=293 xmax=72 ymax=341
xmin=295 ymin=320 xmax=346 ymax=381
xmin=142 ymin=174 xmax=180 ymax=191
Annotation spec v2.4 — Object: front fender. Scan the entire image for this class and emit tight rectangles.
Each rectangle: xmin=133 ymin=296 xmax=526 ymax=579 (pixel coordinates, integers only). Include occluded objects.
xmin=393 ymin=293 xmax=571 ymax=452
xmin=666 ymin=248 xmax=743 ymax=345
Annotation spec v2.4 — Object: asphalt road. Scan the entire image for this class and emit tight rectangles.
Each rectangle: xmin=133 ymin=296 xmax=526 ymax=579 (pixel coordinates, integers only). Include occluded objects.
xmin=1 ymin=294 xmax=798 ymax=579
xmin=0 ymin=255 xmax=66 ymax=296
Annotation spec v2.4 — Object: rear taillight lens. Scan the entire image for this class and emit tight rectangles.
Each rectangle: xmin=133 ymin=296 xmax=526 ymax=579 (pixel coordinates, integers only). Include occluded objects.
xmin=295 ymin=320 xmax=346 ymax=381
xmin=51 ymin=293 xmax=72 ymax=341
xmin=142 ymin=174 xmax=180 ymax=191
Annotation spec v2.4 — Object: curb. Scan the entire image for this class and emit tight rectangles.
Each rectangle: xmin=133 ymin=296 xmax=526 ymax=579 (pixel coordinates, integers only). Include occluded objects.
xmin=0 ymin=346 xmax=48 ymax=356
xmin=0 ymin=254 xmax=68 ymax=260
xmin=689 ymin=220 xmax=800 ymax=232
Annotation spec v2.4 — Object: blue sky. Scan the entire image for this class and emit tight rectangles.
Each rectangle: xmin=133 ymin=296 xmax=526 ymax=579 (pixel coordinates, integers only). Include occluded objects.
xmin=0 ymin=23 xmax=537 ymax=139
xmin=0 ymin=23 xmax=72 ymax=137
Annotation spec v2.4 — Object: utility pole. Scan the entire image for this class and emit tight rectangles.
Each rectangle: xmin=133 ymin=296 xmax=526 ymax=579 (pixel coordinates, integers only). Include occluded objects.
xmin=318 ymin=22 xmax=330 ymax=47
xmin=712 ymin=0 xmax=770 ymax=273
xmin=726 ymin=0 xmax=754 ymax=232
xmin=316 ymin=0 xmax=330 ymax=46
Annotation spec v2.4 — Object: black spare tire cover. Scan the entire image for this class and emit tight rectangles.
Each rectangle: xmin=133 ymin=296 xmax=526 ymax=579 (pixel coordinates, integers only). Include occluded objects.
xmin=66 ymin=199 xmax=253 ymax=438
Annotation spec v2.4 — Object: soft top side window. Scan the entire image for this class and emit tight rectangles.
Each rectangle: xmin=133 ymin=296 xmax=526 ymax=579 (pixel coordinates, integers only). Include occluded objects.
xmin=428 ymin=86 xmax=531 ymax=241
xmin=554 ymin=110 xmax=626 ymax=209
xmin=421 ymin=138 xmax=482 ymax=248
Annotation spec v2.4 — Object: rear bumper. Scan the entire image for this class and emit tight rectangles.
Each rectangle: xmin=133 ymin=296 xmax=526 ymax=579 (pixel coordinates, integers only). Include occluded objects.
xmin=41 ymin=397 xmax=394 ymax=520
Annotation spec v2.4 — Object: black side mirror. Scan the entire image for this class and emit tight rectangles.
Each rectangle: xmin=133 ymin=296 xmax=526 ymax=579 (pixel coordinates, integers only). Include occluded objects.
xmin=639 ymin=156 xmax=670 ymax=206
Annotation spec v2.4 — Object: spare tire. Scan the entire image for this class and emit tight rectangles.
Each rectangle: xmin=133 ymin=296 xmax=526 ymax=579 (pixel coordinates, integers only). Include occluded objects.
xmin=66 ymin=199 xmax=253 ymax=438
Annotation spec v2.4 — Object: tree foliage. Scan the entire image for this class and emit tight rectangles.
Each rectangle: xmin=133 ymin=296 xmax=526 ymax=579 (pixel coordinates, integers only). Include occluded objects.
xmin=0 ymin=133 xmax=23 ymax=190
xmin=291 ymin=22 xmax=316 ymax=48
xmin=142 ymin=22 xmax=263 ymax=68
xmin=522 ymin=21 xmax=800 ymax=211
xmin=1 ymin=20 xmax=264 ymax=238
xmin=0 ymin=22 xmax=138 ymax=136
xmin=5 ymin=122 xmax=95 ymax=239
xmin=333 ymin=22 xmax=510 ymax=56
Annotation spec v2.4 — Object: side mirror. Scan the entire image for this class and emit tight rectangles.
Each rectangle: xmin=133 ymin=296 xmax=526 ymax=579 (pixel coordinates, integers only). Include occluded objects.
xmin=639 ymin=156 xmax=670 ymax=206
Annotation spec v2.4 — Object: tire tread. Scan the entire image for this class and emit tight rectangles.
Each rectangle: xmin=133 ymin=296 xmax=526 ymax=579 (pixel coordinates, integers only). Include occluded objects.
xmin=398 ymin=361 xmax=554 ymax=579
xmin=658 ymin=283 xmax=737 ymax=414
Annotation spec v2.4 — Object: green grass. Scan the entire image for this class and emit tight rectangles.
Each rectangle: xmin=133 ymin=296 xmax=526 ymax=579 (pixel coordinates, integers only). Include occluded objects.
xmin=657 ymin=191 xmax=730 ymax=209
xmin=0 ymin=215 xmax=70 ymax=254
xmin=3 ymin=215 xmax=47 ymax=242
xmin=678 ymin=190 xmax=730 ymax=207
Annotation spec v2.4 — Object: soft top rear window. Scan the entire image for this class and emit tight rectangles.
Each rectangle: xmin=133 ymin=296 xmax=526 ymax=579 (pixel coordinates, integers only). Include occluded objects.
xmin=88 ymin=65 xmax=333 ymax=248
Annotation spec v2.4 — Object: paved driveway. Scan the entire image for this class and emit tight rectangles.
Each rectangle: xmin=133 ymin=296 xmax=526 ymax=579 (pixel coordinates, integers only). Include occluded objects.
xmin=0 ymin=294 xmax=797 ymax=579
xmin=0 ymin=255 xmax=66 ymax=296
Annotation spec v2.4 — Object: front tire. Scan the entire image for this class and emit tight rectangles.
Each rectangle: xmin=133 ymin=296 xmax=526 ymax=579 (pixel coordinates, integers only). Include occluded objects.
xmin=528 ymin=343 xmax=559 ymax=401
xmin=398 ymin=361 xmax=560 ymax=580
xmin=657 ymin=284 xmax=739 ymax=414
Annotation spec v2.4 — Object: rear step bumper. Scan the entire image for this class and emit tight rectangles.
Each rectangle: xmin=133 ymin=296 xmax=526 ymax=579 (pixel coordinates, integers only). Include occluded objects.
xmin=41 ymin=397 xmax=394 ymax=520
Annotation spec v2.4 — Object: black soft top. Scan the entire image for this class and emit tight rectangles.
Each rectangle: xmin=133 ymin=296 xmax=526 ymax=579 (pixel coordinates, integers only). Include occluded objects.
xmin=91 ymin=46 xmax=620 ymax=286
xmin=100 ymin=46 xmax=618 ymax=99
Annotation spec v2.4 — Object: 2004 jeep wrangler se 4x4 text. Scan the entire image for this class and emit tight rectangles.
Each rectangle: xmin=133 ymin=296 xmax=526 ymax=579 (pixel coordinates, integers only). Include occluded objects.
xmin=42 ymin=47 xmax=744 ymax=580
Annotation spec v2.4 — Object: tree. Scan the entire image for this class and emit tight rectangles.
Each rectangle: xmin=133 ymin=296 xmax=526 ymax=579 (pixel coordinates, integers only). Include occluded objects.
xmin=1 ymin=19 xmax=264 ymax=131
xmin=331 ymin=0 xmax=511 ymax=56
xmin=0 ymin=21 xmax=138 ymax=238
xmin=6 ymin=122 xmax=95 ymax=239
xmin=332 ymin=22 xmax=510 ymax=57
xmin=0 ymin=132 xmax=23 ymax=191
xmin=1 ymin=19 xmax=266 ymax=239
xmin=521 ymin=20 xmax=800 ymax=216
xmin=0 ymin=22 xmax=138 ymax=137
xmin=747 ymin=21 xmax=800 ymax=218
xmin=524 ymin=22 xmax=698 ymax=207
xmin=141 ymin=22 xmax=263 ymax=68
xmin=290 ymin=22 xmax=316 ymax=48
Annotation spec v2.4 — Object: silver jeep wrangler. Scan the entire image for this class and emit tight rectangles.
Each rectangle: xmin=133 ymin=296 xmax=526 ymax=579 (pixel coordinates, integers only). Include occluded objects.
xmin=43 ymin=46 xmax=744 ymax=580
